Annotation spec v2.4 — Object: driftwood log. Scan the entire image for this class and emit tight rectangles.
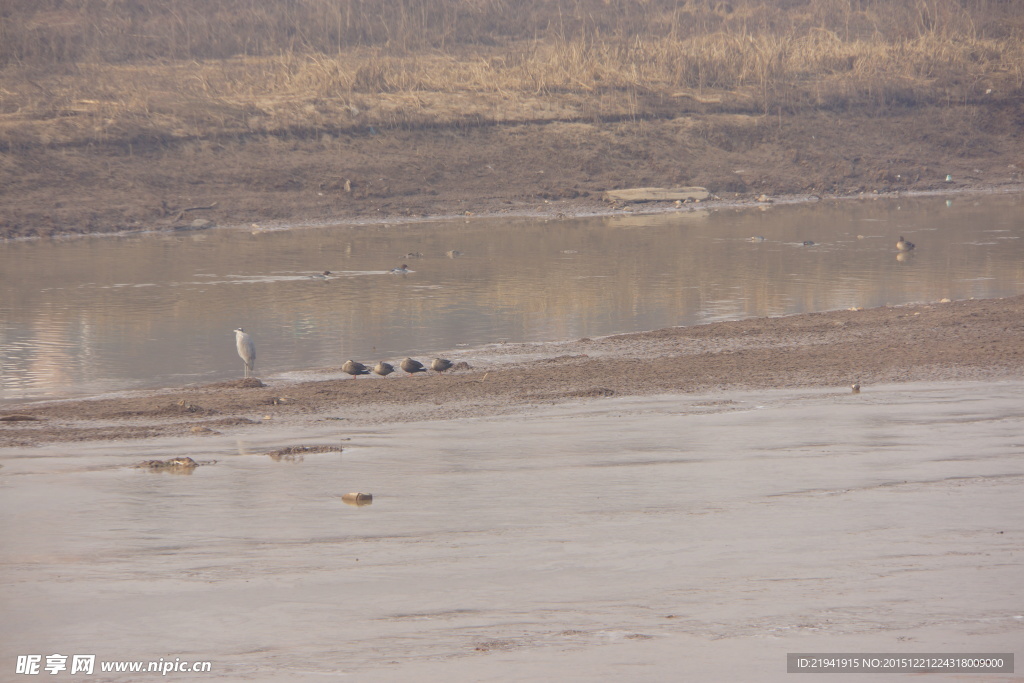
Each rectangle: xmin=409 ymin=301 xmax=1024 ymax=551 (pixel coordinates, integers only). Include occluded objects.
xmin=604 ymin=187 xmax=709 ymax=203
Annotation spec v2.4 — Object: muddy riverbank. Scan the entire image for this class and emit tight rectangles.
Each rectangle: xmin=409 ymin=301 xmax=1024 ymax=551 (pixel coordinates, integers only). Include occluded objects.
xmin=3 ymin=294 xmax=1023 ymax=447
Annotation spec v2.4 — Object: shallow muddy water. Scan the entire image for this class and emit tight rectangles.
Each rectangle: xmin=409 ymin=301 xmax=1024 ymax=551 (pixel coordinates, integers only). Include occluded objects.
xmin=2 ymin=193 xmax=1022 ymax=400
xmin=1 ymin=380 xmax=1021 ymax=680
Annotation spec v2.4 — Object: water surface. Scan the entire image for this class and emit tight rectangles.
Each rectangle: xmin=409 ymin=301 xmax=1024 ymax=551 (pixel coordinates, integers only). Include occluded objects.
xmin=1 ymin=193 xmax=1021 ymax=400
xmin=1 ymin=381 xmax=1021 ymax=679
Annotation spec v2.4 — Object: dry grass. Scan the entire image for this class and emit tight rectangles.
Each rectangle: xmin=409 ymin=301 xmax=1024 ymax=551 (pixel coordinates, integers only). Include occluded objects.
xmin=3 ymin=0 xmax=1021 ymax=63
xmin=0 ymin=0 xmax=1022 ymax=149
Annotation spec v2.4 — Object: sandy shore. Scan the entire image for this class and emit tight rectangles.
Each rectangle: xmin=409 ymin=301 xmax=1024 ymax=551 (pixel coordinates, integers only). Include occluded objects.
xmin=2 ymin=294 xmax=1023 ymax=447
xmin=3 ymin=102 xmax=1022 ymax=240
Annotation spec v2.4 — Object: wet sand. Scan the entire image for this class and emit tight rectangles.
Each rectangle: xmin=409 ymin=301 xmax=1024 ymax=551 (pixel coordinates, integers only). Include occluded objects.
xmin=2 ymin=295 xmax=1024 ymax=446
xmin=1 ymin=297 xmax=1023 ymax=680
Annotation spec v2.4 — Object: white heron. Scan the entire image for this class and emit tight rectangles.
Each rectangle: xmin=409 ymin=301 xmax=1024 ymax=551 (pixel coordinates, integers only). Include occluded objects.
xmin=234 ymin=328 xmax=256 ymax=378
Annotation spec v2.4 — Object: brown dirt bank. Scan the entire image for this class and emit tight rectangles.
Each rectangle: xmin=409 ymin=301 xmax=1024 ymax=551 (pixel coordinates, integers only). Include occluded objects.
xmin=2 ymin=103 xmax=1023 ymax=239
xmin=3 ymin=295 xmax=1022 ymax=447
xmin=4 ymin=0 xmax=1023 ymax=238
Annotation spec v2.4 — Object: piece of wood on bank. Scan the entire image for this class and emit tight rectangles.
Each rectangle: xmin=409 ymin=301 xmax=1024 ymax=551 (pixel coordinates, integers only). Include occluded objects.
xmin=604 ymin=187 xmax=709 ymax=203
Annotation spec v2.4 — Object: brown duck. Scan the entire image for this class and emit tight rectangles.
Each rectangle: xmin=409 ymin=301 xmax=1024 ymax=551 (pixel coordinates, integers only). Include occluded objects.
xmin=342 ymin=360 xmax=370 ymax=379
xmin=431 ymin=358 xmax=454 ymax=374
xmin=400 ymin=357 xmax=427 ymax=376
xmin=373 ymin=361 xmax=395 ymax=377
xmin=896 ymin=236 xmax=915 ymax=251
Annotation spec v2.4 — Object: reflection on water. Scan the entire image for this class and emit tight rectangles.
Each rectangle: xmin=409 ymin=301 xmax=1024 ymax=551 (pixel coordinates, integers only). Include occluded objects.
xmin=1 ymin=193 xmax=1022 ymax=400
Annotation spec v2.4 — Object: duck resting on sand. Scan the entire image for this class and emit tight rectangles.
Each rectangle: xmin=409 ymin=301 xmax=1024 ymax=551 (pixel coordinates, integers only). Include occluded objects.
xmin=431 ymin=358 xmax=454 ymax=374
xmin=400 ymin=357 xmax=427 ymax=376
xmin=342 ymin=360 xmax=370 ymax=379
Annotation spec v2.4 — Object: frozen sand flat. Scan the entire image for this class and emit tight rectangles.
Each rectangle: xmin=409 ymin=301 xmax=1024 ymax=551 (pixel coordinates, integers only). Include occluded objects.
xmin=1 ymin=381 xmax=1022 ymax=681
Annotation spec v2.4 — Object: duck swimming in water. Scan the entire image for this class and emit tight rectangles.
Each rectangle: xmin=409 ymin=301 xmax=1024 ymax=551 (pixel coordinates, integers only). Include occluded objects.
xmin=896 ymin=236 xmax=915 ymax=251
xmin=390 ymin=264 xmax=411 ymax=274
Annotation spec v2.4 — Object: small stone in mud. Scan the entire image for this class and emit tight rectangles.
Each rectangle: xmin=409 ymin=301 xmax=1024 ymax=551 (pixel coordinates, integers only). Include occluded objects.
xmin=851 ymin=383 xmax=861 ymax=394
xmin=190 ymin=426 xmax=220 ymax=435
xmin=135 ymin=456 xmax=199 ymax=471
xmin=452 ymin=361 xmax=473 ymax=371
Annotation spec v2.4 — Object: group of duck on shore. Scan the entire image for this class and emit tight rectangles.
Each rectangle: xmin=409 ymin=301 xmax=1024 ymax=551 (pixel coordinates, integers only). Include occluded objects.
xmin=232 ymin=327 xmax=454 ymax=380
xmin=341 ymin=357 xmax=454 ymax=379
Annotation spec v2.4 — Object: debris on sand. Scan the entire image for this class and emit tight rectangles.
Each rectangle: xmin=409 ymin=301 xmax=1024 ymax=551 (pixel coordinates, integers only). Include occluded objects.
xmin=604 ymin=187 xmax=709 ymax=203
xmin=177 ymin=399 xmax=213 ymax=414
xmin=134 ymin=456 xmax=202 ymax=472
xmin=342 ymin=492 xmax=373 ymax=506
xmin=190 ymin=426 xmax=221 ymax=435
xmin=267 ymin=444 xmax=343 ymax=462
